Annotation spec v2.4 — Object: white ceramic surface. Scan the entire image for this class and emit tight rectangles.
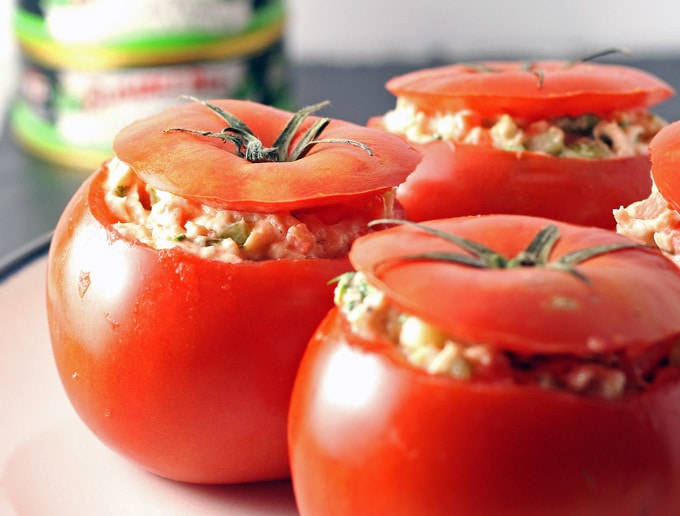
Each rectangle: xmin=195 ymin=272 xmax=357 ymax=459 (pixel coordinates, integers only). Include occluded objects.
xmin=0 ymin=256 xmax=298 ymax=515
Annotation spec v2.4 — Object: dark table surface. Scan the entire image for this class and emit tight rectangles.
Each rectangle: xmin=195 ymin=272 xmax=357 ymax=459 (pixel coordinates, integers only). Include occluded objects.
xmin=2 ymin=59 xmax=680 ymax=271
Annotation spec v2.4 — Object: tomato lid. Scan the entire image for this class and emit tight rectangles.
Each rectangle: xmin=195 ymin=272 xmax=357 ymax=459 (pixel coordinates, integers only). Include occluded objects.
xmin=386 ymin=61 xmax=674 ymax=120
xmin=112 ymin=99 xmax=421 ymax=212
xmin=349 ymin=215 xmax=680 ymax=355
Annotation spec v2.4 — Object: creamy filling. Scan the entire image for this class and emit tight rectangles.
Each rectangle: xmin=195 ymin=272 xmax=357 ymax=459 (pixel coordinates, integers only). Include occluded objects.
xmin=334 ymin=272 xmax=680 ymax=398
xmin=383 ymin=98 xmax=665 ymax=158
xmin=103 ymin=158 xmax=397 ymax=262
xmin=614 ymin=184 xmax=680 ymax=267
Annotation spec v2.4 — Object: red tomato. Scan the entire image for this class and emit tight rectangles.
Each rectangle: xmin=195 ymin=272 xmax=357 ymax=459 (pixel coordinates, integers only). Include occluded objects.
xmin=384 ymin=61 xmax=673 ymax=120
xmin=369 ymin=60 xmax=674 ymax=228
xmin=46 ymin=99 xmax=420 ymax=484
xmin=113 ymin=99 xmax=419 ymax=212
xmin=650 ymin=120 xmax=680 ymax=213
xmin=613 ymin=121 xmax=680 ymax=262
xmin=385 ymin=139 xmax=654 ymax=228
xmin=289 ymin=215 xmax=680 ymax=515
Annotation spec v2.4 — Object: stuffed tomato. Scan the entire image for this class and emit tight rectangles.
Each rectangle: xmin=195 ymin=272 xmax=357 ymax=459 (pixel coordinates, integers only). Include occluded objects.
xmin=369 ymin=55 xmax=674 ymax=228
xmin=289 ymin=215 xmax=680 ymax=515
xmin=45 ymin=98 xmax=420 ymax=484
xmin=616 ymin=119 xmax=680 ymax=266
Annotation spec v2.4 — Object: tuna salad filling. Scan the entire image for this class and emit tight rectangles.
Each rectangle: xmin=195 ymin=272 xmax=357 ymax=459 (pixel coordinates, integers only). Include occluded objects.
xmin=615 ymin=184 xmax=680 ymax=266
xmin=103 ymin=158 xmax=398 ymax=262
xmin=383 ymin=98 xmax=666 ymax=158
xmin=335 ymin=272 xmax=680 ymax=399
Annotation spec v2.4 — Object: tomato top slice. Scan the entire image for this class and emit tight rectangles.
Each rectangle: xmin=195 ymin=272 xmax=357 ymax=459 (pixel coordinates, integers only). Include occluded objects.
xmin=386 ymin=61 xmax=674 ymax=120
xmin=650 ymin=120 xmax=680 ymax=212
xmin=112 ymin=99 xmax=421 ymax=212
xmin=349 ymin=215 xmax=680 ymax=355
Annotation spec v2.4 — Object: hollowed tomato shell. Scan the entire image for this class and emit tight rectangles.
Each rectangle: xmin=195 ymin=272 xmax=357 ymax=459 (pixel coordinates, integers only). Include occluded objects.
xmin=46 ymin=166 xmax=353 ymax=483
xmin=289 ymin=310 xmax=680 ymax=515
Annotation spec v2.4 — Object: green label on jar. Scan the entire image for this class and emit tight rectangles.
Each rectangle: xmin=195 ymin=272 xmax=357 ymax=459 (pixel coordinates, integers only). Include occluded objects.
xmin=14 ymin=0 xmax=285 ymax=68
xmin=12 ymin=38 xmax=290 ymax=170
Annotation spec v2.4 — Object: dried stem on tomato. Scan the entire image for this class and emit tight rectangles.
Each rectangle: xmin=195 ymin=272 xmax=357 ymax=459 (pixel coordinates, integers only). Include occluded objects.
xmin=165 ymin=96 xmax=373 ymax=163
xmin=368 ymin=219 xmax=646 ymax=283
xmin=564 ymin=47 xmax=631 ymax=68
xmin=460 ymin=47 xmax=631 ymax=88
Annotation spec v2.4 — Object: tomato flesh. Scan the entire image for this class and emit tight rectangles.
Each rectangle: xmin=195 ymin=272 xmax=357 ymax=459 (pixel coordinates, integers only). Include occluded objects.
xmin=46 ymin=166 xmax=352 ymax=483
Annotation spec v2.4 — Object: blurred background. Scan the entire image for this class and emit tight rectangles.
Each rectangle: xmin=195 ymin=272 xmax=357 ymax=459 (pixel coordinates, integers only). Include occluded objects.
xmin=4 ymin=0 xmax=680 ymax=119
xmin=2 ymin=0 xmax=680 ymax=264
xmin=8 ymin=0 xmax=675 ymax=63
xmin=285 ymin=0 xmax=680 ymax=64
xmin=8 ymin=1 xmax=680 ymax=65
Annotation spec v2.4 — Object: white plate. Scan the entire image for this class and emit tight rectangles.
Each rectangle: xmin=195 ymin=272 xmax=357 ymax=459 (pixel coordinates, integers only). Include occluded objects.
xmin=0 ymin=255 xmax=299 ymax=515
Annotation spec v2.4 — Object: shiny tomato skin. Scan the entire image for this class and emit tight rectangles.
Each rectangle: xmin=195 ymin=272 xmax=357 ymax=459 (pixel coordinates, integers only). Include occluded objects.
xmin=289 ymin=310 xmax=680 ymax=516
xmin=386 ymin=61 xmax=674 ymax=120
xmin=46 ymin=166 xmax=352 ymax=484
xmin=649 ymin=120 xmax=680 ymax=213
xmin=367 ymin=119 xmax=653 ymax=228
xmin=371 ymin=60 xmax=673 ymax=228
xmin=394 ymin=139 xmax=653 ymax=227
xmin=347 ymin=215 xmax=680 ymax=356
xmin=113 ymin=99 xmax=421 ymax=212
